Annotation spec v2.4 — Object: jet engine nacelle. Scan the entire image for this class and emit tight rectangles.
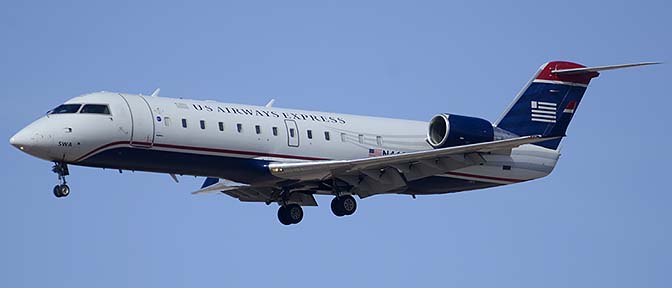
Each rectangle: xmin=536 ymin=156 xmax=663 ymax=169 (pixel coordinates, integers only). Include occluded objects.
xmin=427 ymin=114 xmax=494 ymax=148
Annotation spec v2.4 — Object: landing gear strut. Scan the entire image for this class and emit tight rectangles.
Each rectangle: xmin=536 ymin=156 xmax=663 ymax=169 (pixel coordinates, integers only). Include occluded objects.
xmin=277 ymin=204 xmax=303 ymax=225
xmin=331 ymin=195 xmax=357 ymax=217
xmin=52 ymin=162 xmax=70 ymax=198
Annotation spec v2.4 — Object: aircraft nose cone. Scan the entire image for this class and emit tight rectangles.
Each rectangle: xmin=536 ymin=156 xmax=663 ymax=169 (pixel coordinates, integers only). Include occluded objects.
xmin=11 ymin=122 xmax=59 ymax=161
xmin=10 ymin=129 xmax=32 ymax=151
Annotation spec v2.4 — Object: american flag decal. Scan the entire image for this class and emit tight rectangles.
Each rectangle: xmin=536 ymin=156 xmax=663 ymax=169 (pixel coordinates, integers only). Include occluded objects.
xmin=531 ymin=101 xmax=557 ymax=123
xmin=368 ymin=148 xmax=382 ymax=157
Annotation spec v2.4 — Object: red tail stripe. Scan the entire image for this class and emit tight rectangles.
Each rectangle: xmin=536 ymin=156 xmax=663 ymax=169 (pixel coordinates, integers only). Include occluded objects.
xmin=535 ymin=61 xmax=598 ymax=85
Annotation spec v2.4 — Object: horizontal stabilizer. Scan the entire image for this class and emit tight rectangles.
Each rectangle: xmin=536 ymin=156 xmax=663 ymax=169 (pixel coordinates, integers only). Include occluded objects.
xmin=552 ymin=62 xmax=660 ymax=75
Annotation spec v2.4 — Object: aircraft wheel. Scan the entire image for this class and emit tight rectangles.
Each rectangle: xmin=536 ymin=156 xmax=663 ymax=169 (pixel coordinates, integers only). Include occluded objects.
xmin=53 ymin=184 xmax=70 ymax=198
xmin=331 ymin=197 xmax=345 ymax=216
xmin=59 ymin=184 xmax=70 ymax=197
xmin=331 ymin=195 xmax=357 ymax=216
xmin=286 ymin=204 xmax=303 ymax=224
xmin=340 ymin=195 xmax=357 ymax=215
xmin=277 ymin=206 xmax=292 ymax=225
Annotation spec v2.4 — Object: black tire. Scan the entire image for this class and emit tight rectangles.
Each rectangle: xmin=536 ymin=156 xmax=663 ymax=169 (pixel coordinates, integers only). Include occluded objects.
xmin=331 ymin=197 xmax=345 ymax=217
xmin=340 ymin=195 xmax=357 ymax=216
xmin=286 ymin=204 xmax=303 ymax=224
xmin=278 ymin=206 xmax=292 ymax=225
xmin=59 ymin=185 xmax=70 ymax=197
xmin=53 ymin=185 xmax=62 ymax=198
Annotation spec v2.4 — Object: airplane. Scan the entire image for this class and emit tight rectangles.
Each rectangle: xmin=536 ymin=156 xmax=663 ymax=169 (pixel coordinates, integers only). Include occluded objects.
xmin=9 ymin=61 xmax=657 ymax=225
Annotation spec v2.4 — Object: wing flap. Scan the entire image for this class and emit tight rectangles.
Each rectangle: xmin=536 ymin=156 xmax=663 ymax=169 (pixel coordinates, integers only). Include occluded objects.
xmin=192 ymin=178 xmax=318 ymax=206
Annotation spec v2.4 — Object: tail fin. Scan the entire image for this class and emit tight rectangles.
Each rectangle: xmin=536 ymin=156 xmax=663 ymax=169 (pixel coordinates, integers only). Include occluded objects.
xmin=495 ymin=61 xmax=658 ymax=149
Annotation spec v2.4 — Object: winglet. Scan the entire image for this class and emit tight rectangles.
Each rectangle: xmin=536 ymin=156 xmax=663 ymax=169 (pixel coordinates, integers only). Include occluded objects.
xmin=150 ymin=88 xmax=161 ymax=97
xmin=265 ymin=99 xmax=275 ymax=108
xmin=552 ymin=62 xmax=660 ymax=75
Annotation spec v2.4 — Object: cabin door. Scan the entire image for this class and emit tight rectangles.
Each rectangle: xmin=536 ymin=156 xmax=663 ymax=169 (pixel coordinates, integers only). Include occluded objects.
xmin=120 ymin=94 xmax=155 ymax=147
xmin=284 ymin=119 xmax=299 ymax=147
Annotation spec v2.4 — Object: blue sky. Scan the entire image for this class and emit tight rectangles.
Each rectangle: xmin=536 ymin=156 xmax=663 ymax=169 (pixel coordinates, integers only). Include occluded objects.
xmin=1 ymin=1 xmax=670 ymax=287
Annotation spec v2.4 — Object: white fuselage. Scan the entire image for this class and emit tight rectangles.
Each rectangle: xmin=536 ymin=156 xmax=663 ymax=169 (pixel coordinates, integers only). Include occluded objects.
xmin=10 ymin=92 xmax=560 ymax=195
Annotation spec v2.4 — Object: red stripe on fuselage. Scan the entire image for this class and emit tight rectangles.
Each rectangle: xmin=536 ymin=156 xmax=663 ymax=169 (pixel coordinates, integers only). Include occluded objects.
xmin=75 ymin=141 xmax=329 ymax=162
xmin=75 ymin=141 xmax=129 ymax=162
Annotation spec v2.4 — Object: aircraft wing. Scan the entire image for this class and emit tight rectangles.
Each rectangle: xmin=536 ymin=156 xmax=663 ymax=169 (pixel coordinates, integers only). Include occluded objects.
xmin=268 ymin=135 xmax=557 ymax=198
xmin=192 ymin=178 xmax=318 ymax=206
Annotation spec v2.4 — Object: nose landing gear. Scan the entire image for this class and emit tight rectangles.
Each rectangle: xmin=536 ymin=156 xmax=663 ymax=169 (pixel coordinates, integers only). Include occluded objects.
xmin=52 ymin=162 xmax=70 ymax=198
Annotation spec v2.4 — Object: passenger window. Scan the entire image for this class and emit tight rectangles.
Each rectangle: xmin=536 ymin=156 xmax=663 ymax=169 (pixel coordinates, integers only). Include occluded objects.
xmin=182 ymin=118 xmax=188 ymax=128
xmin=272 ymin=126 xmax=278 ymax=136
xmin=237 ymin=123 xmax=243 ymax=133
xmin=200 ymin=120 xmax=206 ymax=130
xmin=218 ymin=122 xmax=224 ymax=131
xmin=80 ymin=104 xmax=110 ymax=115
xmin=341 ymin=133 xmax=347 ymax=142
xmin=307 ymin=130 xmax=313 ymax=139
xmin=289 ymin=128 xmax=295 ymax=138
xmin=49 ymin=104 xmax=81 ymax=114
xmin=376 ymin=136 xmax=383 ymax=146
xmin=358 ymin=134 xmax=364 ymax=144
xmin=255 ymin=125 xmax=261 ymax=134
xmin=324 ymin=131 xmax=331 ymax=141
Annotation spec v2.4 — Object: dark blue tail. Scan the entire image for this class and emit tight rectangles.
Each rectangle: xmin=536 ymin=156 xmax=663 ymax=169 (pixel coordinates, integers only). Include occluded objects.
xmin=495 ymin=61 xmax=599 ymax=150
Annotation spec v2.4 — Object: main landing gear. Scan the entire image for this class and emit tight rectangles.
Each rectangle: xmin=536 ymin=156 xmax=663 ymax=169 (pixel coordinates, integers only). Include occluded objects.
xmin=277 ymin=204 xmax=303 ymax=225
xmin=276 ymin=188 xmax=304 ymax=225
xmin=331 ymin=195 xmax=357 ymax=217
xmin=273 ymin=188 xmax=357 ymax=225
xmin=52 ymin=162 xmax=70 ymax=198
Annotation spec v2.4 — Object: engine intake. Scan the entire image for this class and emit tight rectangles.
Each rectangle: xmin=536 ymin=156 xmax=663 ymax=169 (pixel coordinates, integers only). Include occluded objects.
xmin=427 ymin=114 xmax=494 ymax=148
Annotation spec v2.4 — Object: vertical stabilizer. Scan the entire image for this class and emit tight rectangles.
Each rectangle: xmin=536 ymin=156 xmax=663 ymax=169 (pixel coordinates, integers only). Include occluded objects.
xmin=495 ymin=61 xmax=598 ymax=149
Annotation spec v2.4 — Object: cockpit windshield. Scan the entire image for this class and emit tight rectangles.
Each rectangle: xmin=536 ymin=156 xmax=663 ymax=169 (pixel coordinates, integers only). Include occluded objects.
xmin=47 ymin=104 xmax=111 ymax=115
xmin=48 ymin=104 xmax=81 ymax=114
xmin=80 ymin=104 xmax=110 ymax=115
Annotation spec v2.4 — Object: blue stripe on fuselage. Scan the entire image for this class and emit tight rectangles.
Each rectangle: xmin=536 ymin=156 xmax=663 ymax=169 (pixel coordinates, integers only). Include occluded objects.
xmin=77 ymin=147 xmax=277 ymax=184
xmin=76 ymin=147 xmax=505 ymax=195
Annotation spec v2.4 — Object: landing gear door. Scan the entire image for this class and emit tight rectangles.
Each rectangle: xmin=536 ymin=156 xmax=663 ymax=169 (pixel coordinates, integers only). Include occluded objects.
xmin=284 ymin=119 xmax=299 ymax=147
xmin=120 ymin=94 xmax=155 ymax=147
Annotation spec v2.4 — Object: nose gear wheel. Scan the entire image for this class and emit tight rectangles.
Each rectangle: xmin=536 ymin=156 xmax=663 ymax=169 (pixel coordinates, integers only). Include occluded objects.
xmin=52 ymin=162 xmax=71 ymax=198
